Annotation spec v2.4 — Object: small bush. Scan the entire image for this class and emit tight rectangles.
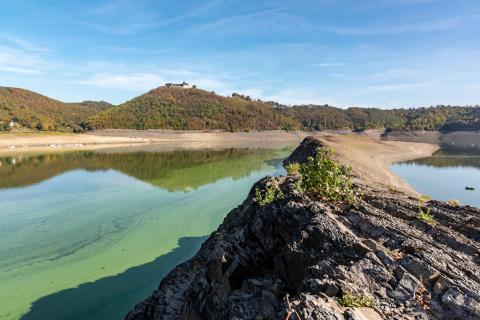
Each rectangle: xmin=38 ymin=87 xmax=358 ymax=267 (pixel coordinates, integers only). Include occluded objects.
xmin=418 ymin=200 xmax=435 ymax=224
xmin=293 ymin=179 xmax=303 ymax=194
xmin=447 ymin=199 xmax=460 ymax=207
xmin=255 ymin=182 xmax=283 ymax=206
xmin=338 ymin=291 xmax=374 ymax=308
xmin=418 ymin=194 xmax=431 ymax=202
xmin=298 ymin=147 xmax=356 ymax=203
xmin=285 ymin=162 xmax=301 ymax=175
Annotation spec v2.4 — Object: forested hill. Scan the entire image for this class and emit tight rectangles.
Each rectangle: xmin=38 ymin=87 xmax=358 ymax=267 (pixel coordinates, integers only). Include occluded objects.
xmin=88 ymin=87 xmax=480 ymax=132
xmin=86 ymin=87 xmax=300 ymax=131
xmin=281 ymin=104 xmax=480 ymax=132
xmin=1 ymin=85 xmax=479 ymax=132
xmin=0 ymin=87 xmax=113 ymax=132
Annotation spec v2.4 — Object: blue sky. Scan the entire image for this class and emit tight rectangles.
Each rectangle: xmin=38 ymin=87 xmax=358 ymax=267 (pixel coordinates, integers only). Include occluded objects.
xmin=0 ymin=0 xmax=479 ymax=107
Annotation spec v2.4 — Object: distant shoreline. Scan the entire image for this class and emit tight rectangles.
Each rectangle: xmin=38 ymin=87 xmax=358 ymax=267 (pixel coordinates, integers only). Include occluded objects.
xmin=0 ymin=130 xmax=320 ymax=155
xmin=5 ymin=128 xmax=478 ymax=195
xmin=317 ymin=134 xmax=440 ymax=195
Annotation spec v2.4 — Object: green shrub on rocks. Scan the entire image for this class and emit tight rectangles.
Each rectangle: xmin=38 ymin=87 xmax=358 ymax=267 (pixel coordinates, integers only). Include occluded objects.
xmin=418 ymin=199 xmax=435 ymax=224
xmin=418 ymin=194 xmax=431 ymax=202
xmin=255 ymin=181 xmax=283 ymax=206
xmin=285 ymin=162 xmax=301 ymax=175
xmin=338 ymin=291 xmax=374 ymax=308
xmin=296 ymin=147 xmax=356 ymax=203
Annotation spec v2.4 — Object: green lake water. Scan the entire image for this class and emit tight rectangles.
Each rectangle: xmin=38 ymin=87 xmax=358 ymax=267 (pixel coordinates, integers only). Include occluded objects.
xmin=0 ymin=143 xmax=295 ymax=320
xmin=391 ymin=146 xmax=480 ymax=208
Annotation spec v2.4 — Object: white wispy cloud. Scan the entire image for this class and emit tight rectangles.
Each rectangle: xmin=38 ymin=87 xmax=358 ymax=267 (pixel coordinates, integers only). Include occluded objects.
xmin=324 ymin=15 xmax=469 ymax=36
xmin=367 ymin=82 xmax=437 ymax=92
xmin=0 ymin=66 xmax=40 ymax=75
xmin=0 ymin=35 xmax=51 ymax=52
xmin=373 ymin=68 xmax=421 ymax=79
xmin=309 ymin=62 xmax=344 ymax=67
xmin=0 ymin=35 xmax=53 ymax=75
xmin=0 ymin=44 xmax=49 ymax=75
xmin=79 ymin=73 xmax=165 ymax=91
xmin=102 ymin=46 xmax=175 ymax=55
xmin=187 ymin=7 xmax=298 ymax=35
xmin=81 ymin=0 xmax=229 ymax=35
xmin=375 ymin=0 xmax=449 ymax=7
xmin=78 ymin=67 xmax=231 ymax=94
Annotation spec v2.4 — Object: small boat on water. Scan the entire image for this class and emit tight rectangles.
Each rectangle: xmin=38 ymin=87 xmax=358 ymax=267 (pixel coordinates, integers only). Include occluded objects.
xmin=465 ymin=187 xmax=475 ymax=191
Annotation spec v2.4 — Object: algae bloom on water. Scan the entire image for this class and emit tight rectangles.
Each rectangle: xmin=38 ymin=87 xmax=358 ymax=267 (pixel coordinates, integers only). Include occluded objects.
xmin=0 ymin=145 xmax=293 ymax=320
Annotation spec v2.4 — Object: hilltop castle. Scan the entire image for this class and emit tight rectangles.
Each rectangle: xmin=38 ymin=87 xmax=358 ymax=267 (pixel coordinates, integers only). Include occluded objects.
xmin=165 ymin=81 xmax=192 ymax=89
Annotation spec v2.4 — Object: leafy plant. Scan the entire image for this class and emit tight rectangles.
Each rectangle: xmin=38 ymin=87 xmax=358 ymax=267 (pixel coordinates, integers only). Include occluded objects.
xmin=418 ymin=194 xmax=431 ymax=202
xmin=285 ymin=162 xmax=300 ymax=175
xmin=255 ymin=182 xmax=283 ymax=206
xmin=338 ymin=291 xmax=374 ymax=308
xmin=447 ymin=199 xmax=460 ymax=207
xmin=293 ymin=179 xmax=303 ymax=194
xmin=297 ymin=147 xmax=356 ymax=203
xmin=418 ymin=199 xmax=435 ymax=224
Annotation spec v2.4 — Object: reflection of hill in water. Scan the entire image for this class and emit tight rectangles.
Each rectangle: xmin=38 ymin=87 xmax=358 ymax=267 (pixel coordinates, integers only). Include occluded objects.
xmin=0 ymin=148 xmax=288 ymax=191
xmin=401 ymin=146 xmax=480 ymax=169
xmin=437 ymin=144 xmax=480 ymax=156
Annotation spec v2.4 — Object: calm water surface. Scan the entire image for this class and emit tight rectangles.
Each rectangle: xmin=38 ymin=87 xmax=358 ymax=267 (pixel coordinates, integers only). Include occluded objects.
xmin=0 ymin=143 xmax=295 ymax=320
xmin=391 ymin=147 xmax=480 ymax=207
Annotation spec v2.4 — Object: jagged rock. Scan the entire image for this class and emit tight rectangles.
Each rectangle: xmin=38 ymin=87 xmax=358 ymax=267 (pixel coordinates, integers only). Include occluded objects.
xmin=126 ymin=137 xmax=480 ymax=320
xmin=283 ymin=136 xmax=324 ymax=166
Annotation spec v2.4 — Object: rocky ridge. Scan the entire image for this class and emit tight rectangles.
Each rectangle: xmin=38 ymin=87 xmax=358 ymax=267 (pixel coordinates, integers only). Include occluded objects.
xmin=126 ymin=137 xmax=480 ymax=319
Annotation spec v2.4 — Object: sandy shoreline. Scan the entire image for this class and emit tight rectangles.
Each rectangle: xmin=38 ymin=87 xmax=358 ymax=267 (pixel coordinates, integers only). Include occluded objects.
xmin=0 ymin=130 xmax=315 ymax=154
xmin=319 ymin=134 xmax=439 ymax=195
xmin=0 ymin=130 xmax=439 ymax=194
xmin=0 ymin=132 xmax=147 ymax=154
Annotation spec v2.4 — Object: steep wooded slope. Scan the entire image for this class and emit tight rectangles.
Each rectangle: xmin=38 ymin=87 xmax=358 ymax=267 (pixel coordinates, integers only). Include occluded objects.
xmin=86 ymin=87 xmax=300 ymax=131
xmin=0 ymin=87 xmax=112 ymax=131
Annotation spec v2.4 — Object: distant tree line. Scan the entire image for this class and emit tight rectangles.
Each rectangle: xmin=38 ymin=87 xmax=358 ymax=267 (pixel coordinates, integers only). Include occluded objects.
xmin=2 ymin=85 xmax=479 ymax=133
xmin=279 ymin=104 xmax=480 ymax=132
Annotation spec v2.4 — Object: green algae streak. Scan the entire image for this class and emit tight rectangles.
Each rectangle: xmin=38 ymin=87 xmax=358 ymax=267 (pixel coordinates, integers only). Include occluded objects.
xmin=0 ymin=143 xmax=295 ymax=320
